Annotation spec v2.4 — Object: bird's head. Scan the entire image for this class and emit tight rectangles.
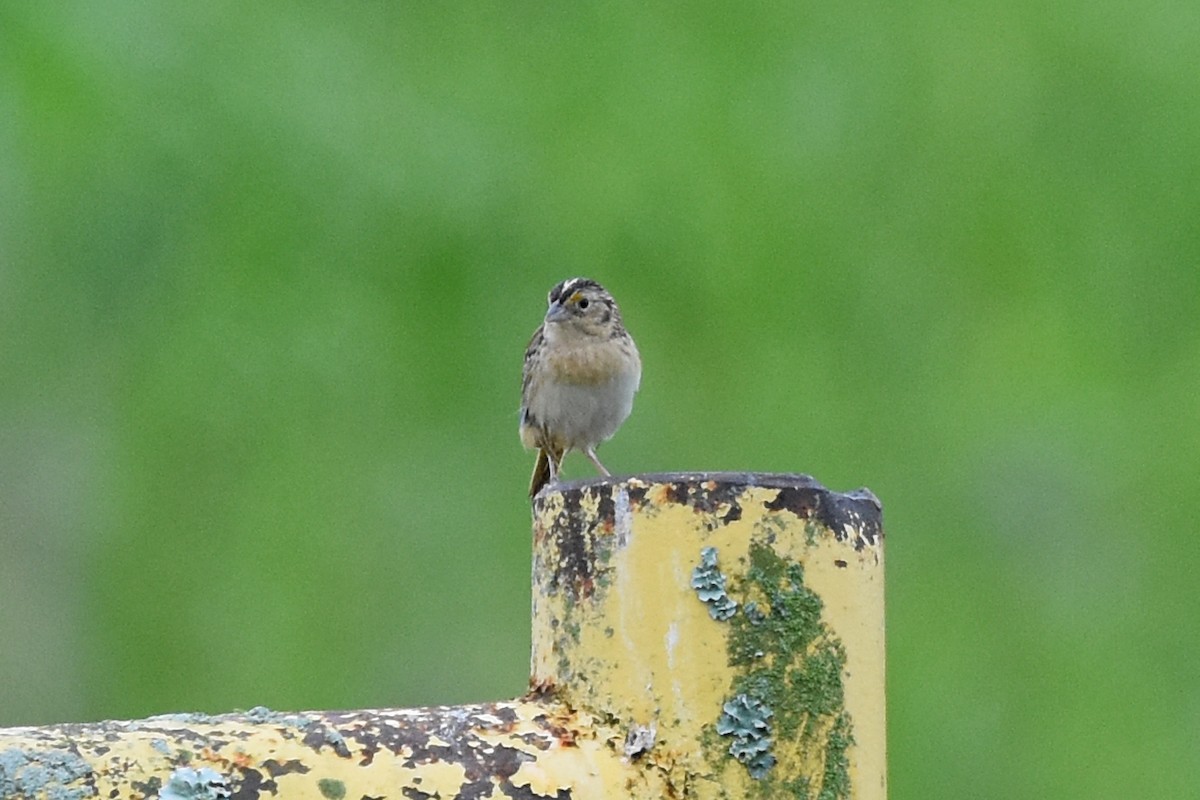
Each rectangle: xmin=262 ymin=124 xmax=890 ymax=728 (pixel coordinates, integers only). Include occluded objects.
xmin=543 ymin=277 xmax=622 ymax=341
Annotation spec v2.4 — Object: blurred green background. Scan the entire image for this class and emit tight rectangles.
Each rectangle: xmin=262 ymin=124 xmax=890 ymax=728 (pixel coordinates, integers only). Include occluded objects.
xmin=2 ymin=3 xmax=1197 ymax=796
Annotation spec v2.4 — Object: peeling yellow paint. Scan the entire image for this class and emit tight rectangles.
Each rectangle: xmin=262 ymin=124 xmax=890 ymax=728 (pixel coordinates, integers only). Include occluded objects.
xmin=0 ymin=473 xmax=883 ymax=800
xmin=531 ymin=474 xmax=885 ymax=798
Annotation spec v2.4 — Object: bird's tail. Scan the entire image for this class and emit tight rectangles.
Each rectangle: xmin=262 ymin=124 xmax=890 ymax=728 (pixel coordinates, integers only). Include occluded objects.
xmin=529 ymin=448 xmax=555 ymax=498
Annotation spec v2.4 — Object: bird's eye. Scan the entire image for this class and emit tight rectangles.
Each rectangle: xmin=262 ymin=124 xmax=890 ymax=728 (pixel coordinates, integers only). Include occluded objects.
xmin=578 ymin=298 xmax=589 ymax=310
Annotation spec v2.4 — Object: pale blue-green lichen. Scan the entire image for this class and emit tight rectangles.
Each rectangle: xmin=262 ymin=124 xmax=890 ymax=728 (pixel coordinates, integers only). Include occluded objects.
xmin=0 ymin=747 xmax=93 ymax=800
xmin=692 ymin=546 xmax=738 ymax=620
xmin=160 ymin=766 xmax=230 ymax=800
xmin=716 ymin=693 xmax=776 ymax=779
xmin=244 ymin=705 xmax=319 ymax=731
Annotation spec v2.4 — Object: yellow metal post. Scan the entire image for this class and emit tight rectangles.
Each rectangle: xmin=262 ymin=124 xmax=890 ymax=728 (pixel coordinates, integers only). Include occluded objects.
xmin=531 ymin=473 xmax=886 ymax=798
xmin=0 ymin=473 xmax=884 ymax=799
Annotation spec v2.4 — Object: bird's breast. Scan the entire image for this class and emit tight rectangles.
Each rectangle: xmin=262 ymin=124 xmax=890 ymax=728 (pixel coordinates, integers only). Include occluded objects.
xmin=544 ymin=339 xmax=639 ymax=386
xmin=525 ymin=342 xmax=640 ymax=448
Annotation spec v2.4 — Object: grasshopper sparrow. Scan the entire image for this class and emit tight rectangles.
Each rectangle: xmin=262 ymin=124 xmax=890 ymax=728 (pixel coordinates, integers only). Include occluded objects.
xmin=520 ymin=278 xmax=642 ymax=497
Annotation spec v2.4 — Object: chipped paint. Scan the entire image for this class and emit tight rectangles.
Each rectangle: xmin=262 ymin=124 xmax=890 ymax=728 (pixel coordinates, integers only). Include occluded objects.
xmin=0 ymin=701 xmax=644 ymax=800
xmin=1 ymin=473 xmax=883 ymax=800
xmin=532 ymin=472 xmax=885 ymax=798
xmin=623 ymin=722 xmax=657 ymax=760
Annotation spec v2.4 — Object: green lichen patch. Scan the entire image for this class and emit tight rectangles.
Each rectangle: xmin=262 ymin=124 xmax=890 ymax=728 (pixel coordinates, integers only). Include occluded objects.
xmin=818 ymin=712 xmax=853 ymax=800
xmin=553 ymin=617 xmax=583 ymax=679
xmin=802 ymin=520 xmax=820 ymax=548
xmin=318 ymin=777 xmax=347 ymax=800
xmin=692 ymin=547 xmax=738 ymax=621
xmin=711 ymin=541 xmax=855 ymax=797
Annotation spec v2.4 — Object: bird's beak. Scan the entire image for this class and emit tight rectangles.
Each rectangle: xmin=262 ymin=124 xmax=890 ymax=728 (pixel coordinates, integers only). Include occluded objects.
xmin=544 ymin=303 xmax=570 ymax=324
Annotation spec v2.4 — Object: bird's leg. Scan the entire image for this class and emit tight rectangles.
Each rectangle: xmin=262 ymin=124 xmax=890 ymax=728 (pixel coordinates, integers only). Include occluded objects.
xmin=583 ymin=447 xmax=611 ymax=476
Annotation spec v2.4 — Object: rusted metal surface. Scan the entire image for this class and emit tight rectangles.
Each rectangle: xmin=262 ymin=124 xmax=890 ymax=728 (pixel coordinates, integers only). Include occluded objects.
xmin=0 ymin=701 xmax=652 ymax=799
xmin=531 ymin=473 xmax=886 ymax=799
xmin=1 ymin=473 xmax=885 ymax=799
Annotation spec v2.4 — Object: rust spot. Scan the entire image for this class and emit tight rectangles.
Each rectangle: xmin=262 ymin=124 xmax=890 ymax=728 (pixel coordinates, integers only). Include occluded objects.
xmin=543 ymin=721 xmax=577 ymax=749
xmin=262 ymin=759 xmax=310 ymax=778
xmin=541 ymin=477 xmax=880 ymax=605
xmin=459 ymin=780 xmax=496 ymax=800
xmin=488 ymin=744 xmax=530 ymax=780
xmin=665 ymin=482 xmax=690 ymax=505
xmin=536 ymin=485 xmax=626 ymax=602
xmin=232 ymin=767 xmax=274 ymax=800
xmin=650 ymin=477 xmax=748 ymax=523
xmin=765 ymin=484 xmax=883 ymax=549
xmin=765 ymin=485 xmax=820 ymax=519
xmin=559 ymin=487 xmax=582 ymax=520
xmin=302 ymin=726 xmax=353 ymax=759
xmin=511 ymin=730 xmax=554 ymax=752
xmin=526 ymin=678 xmax=559 ymax=700
xmin=491 ymin=706 xmax=520 ymax=731
xmin=541 ymin=494 xmax=596 ymax=601
xmin=533 ymin=706 xmax=584 ymax=750
xmin=595 ymin=484 xmax=615 ymax=523
xmin=502 ymin=784 xmax=571 ymax=799
xmin=309 ymin=704 xmax=569 ymax=798
xmin=691 ymin=480 xmax=746 ymax=519
xmin=357 ymin=740 xmax=378 ymax=767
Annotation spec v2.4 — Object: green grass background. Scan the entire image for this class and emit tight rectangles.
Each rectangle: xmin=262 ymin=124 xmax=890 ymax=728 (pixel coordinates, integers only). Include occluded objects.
xmin=2 ymin=3 xmax=1197 ymax=797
